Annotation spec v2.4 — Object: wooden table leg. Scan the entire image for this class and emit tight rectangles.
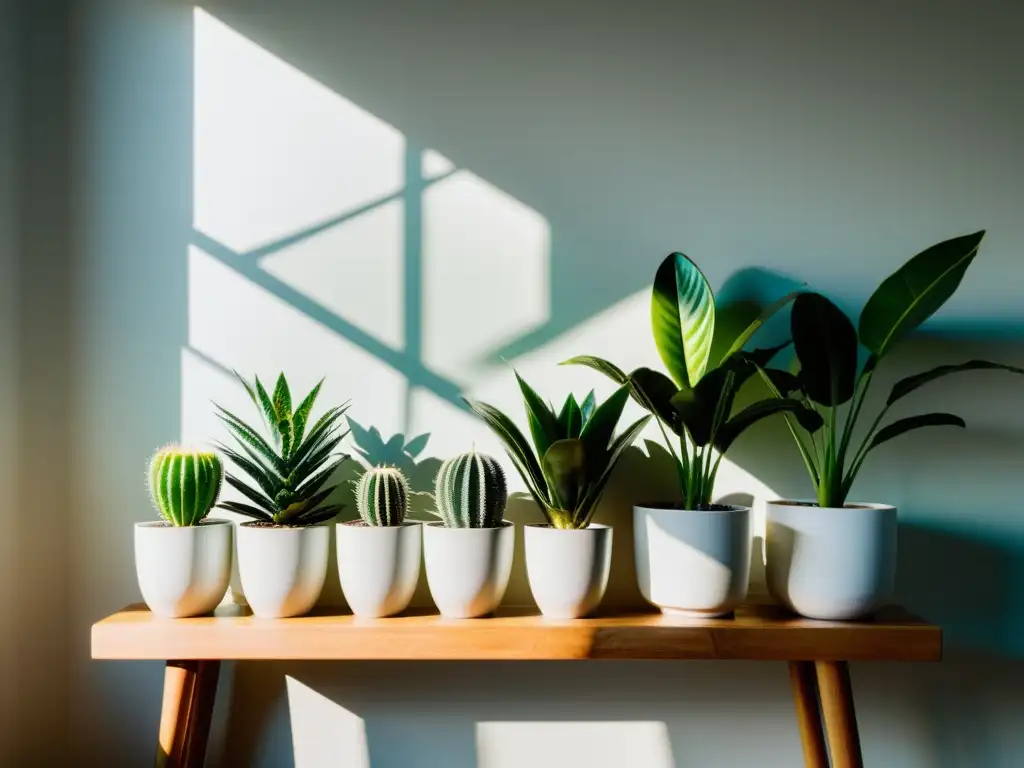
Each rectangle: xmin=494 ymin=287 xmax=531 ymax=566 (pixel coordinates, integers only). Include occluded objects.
xmin=156 ymin=660 xmax=220 ymax=768
xmin=816 ymin=661 xmax=863 ymax=768
xmin=789 ymin=661 xmax=828 ymax=768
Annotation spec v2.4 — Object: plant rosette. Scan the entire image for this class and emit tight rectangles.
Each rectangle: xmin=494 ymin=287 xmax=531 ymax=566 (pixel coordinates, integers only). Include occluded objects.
xmin=524 ymin=523 xmax=612 ymax=619
xmin=136 ymin=447 xmax=232 ymax=618
xmin=765 ymin=501 xmax=896 ymax=621
xmin=633 ymin=503 xmax=751 ymax=617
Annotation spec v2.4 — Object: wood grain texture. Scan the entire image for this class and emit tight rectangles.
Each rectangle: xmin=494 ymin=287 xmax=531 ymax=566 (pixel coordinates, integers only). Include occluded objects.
xmin=788 ymin=661 xmax=828 ymax=768
xmin=93 ymin=603 xmax=941 ymax=662
xmin=817 ymin=661 xmax=864 ymax=768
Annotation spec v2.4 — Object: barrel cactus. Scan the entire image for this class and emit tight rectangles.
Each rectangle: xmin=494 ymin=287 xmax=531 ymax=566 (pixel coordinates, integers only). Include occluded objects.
xmin=356 ymin=466 xmax=409 ymax=526
xmin=148 ymin=446 xmax=224 ymax=527
xmin=434 ymin=449 xmax=507 ymax=528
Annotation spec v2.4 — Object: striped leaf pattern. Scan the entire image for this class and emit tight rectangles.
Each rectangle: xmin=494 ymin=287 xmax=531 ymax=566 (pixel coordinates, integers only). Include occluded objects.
xmin=356 ymin=466 xmax=409 ymax=527
xmin=434 ymin=450 xmax=507 ymax=528
xmin=148 ymin=447 xmax=224 ymax=527
xmin=651 ymin=252 xmax=715 ymax=388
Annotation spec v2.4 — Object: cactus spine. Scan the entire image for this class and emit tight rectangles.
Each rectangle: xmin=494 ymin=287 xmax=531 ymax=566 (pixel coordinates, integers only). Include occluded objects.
xmin=435 ymin=449 xmax=507 ymax=528
xmin=356 ymin=466 xmax=409 ymax=526
xmin=149 ymin=446 xmax=224 ymax=527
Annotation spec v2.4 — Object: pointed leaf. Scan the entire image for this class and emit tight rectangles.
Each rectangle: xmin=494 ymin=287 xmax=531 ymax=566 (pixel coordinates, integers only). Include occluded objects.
xmin=560 ymin=355 xmax=628 ymax=385
xmin=291 ymin=379 xmax=323 ymax=446
xmin=295 ymin=454 xmax=349 ymax=497
xmin=217 ymin=500 xmax=272 ymax=521
xmin=296 ymin=504 xmax=345 ymax=526
xmin=715 ymin=398 xmax=824 ymax=453
xmin=215 ymin=405 xmax=286 ymax=475
xmin=272 ymin=373 xmax=293 ymax=421
xmin=214 ymin=442 xmax=281 ymax=498
xmin=670 ymin=365 xmax=740 ymax=447
xmin=870 ymin=412 xmax=965 ymax=451
xmin=224 ymin=474 xmax=276 ymax=512
xmin=542 ymin=439 xmax=588 ymax=513
xmin=253 ymin=376 xmax=278 ymax=433
xmin=514 ymin=371 xmax=561 ymax=459
xmin=233 ymin=370 xmax=259 ymax=409
xmin=888 ymin=359 xmax=1024 ymax=406
xmin=859 ymin=231 xmax=985 ymax=358
xmin=577 ymin=415 xmax=650 ymax=526
xmin=580 ymin=390 xmax=597 ymax=424
xmin=792 ymin=292 xmax=858 ymax=406
xmin=628 ymin=368 xmax=680 ymax=432
xmin=651 ymin=252 xmax=715 ymax=388
xmin=464 ymin=397 xmax=546 ymax=497
xmin=714 ymin=292 xmax=802 ymax=367
xmin=579 ymin=384 xmax=630 ymax=456
xmin=557 ymin=395 xmax=582 ymax=439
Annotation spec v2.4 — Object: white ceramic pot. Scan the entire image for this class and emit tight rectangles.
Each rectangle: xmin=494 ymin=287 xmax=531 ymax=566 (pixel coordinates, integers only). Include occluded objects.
xmin=765 ymin=501 xmax=897 ymax=621
xmin=524 ymin=524 xmax=612 ymax=619
xmin=134 ymin=519 xmax=233 ymax=618
xmin=236 ymin=523 xmax=330 ymax=618
xmin=634 ymin=504 xmax=751 ymax=617
xmin=336 ymin=522 xmax=422 ymax=618
xmin=423 ymin=522 xmax=515 ymax=618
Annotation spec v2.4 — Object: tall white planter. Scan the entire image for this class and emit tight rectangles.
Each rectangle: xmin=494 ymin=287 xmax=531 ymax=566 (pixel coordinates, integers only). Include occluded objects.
xmin=765 ymin=501 xmax=897 ymax=621
xmin=237 ymin=523 xmax=330 ymax=618
xmin=134 ymin=519 xmax=233 ymax=618
xmin=424 ymin=522 xmax=515 ymax=618
xmin=337 ymin=522 xmax=422 ymax=618
xmin=634 ymin=504 xmax=751 ymax=617
xmin=525 ymin=524 xmax=612 ymax=619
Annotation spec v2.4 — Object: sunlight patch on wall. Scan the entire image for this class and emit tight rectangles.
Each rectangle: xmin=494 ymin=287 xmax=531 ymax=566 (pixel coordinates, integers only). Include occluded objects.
xmin=286 ymin=676 xmax=370 ymax=768
xmin=477 ymin=721 xmax=675 ymax=768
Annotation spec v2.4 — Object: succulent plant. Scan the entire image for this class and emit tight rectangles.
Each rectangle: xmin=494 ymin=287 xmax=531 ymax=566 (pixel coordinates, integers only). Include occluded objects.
xmin=434 ymin=449 xmax=507 ymax=528
xmin=356 ymin=466 xmax=409 ymax=526
xmin=148 ymin=446 xmax=223 ymax=527
xmin=215 ymin=372 xmax=350 ymax=526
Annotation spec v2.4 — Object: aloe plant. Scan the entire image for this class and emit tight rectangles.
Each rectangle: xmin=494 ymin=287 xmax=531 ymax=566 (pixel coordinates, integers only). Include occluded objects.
xmin=356 ymin=466 xmax=409 ymax=526
xmin=465 ymin=375 xmax=650 ymax=530
xmin=434 ymin=449 xmax=508 ymax=528
xmin=215 ymin=372 xmax=350 ymax=526
xmin=761 ymin=231 xmax=1024 ymax=508
xmin=564 ymin=252 xmax=822 ymax=510
xmin=148 ymin=446 xmax=223 ymax=526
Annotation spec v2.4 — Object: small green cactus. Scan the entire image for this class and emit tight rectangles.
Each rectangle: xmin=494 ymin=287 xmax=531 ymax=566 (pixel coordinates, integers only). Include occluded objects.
xmin=148 ymin=446 xmax=224 ymax=526
xmin=356 ymin=466 xmax=409 ymax=526
xmin=435 ymin=449 xmax=507 ymax=528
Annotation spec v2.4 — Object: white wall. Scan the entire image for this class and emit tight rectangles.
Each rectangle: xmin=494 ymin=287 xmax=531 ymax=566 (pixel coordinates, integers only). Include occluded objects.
xmin=70 ymin=1 xmax=1024 ymax=766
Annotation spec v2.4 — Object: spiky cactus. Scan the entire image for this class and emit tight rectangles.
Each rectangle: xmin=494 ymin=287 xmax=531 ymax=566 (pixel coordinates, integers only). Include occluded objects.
xmin=148 ymin=446 xmax=224 ymax=526
xmin=356 ymin=466 xmax=409 ymax=526
xmin=435 ymin=450 xmax=507 ymax=528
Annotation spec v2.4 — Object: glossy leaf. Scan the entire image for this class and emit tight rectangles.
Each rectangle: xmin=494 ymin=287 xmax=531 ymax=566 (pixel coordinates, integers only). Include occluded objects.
xmin=557 ymin=395 xmax=582 ymax=439
xmin=578 ymin=384 xmax=630 ymax=456
xmin=715 ymin=398 xmax=824 ymax=453
xmin=560 ymin=355 xmax=628 ymax=385
xmin=715 ymin=291 xmax=802 ymax=366
xmin=577 ymin=415 xmax=650 ymax=525
xmin=542 ymin=439 xmax=588 ymax=513
xmin=272 ymin=373 xmax=292 ymax=423
xmin=580 ymin=390 xmax=597 ymax=425
xmin=291 ymin=379 xmax=323 ymax=446
xmin=669 ymin=365 xmax=740 ymax=447
xmin=297 ymin=504 xmax=344 ymax=526
xmin=869 ymin=412 xmax=965 ymax=450
xmin=628 ymin=367 xmax=679 ymax=431
xmin=253 ymin=376 xmax=277 ymax=433
xmin=217 ymin=500 xmax=270 ymax=521
xmin=887 ymin=359 xmax=1024 ymax=406
xmin=515 ymin=371 xmax=561 ymax=460
xmin=651 ymin=252 xmax=715 ymax=388
xmin=463 ymin=398 xmax=546 ymax=496
xmin=859 ymin=231 xmax=985 ymax=358
xmin=791 ymin=292 xmax=858 ymax=406
xmin=709 ymin=300 xmax=760 ymax=369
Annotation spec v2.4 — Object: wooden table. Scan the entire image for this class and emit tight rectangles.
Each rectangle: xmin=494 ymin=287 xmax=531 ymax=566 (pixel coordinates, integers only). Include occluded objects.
xmin=92 ymin=603 xmax=941 ymax=768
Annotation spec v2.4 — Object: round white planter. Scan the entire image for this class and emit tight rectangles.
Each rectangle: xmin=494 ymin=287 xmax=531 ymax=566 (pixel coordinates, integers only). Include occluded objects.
xmin=236 ymin=523 xmax=330 ymax=618
xmin=634 ymin=504 xmax=751 ymax=617
xmin=134 ymin=519 xmax=233 ymax=618
xmin=524 ymin=524 xmax=612 ymax=619
xmin=336 ymin=522 xmax=422 ymax=618
xmin=424 ymin=522 xmax=515 ymax=618
xmin=765 ymin=501 xmax=897 ymax=621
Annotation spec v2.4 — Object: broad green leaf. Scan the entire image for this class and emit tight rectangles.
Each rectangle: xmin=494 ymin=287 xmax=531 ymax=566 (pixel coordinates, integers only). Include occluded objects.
xmin=580 ymin=390 xmax=597 ymax=424
xmin=887 ymin=359 xmax=1024 ymax=406
xmin=651 ymin=252 xmax=715 ymax=388
xmin=514 ymin=371 xmax=561 ymax=460
xmin=577 ymin=415 xmax=650 ymax=527
xmin=715 ymin=398 xmax=824 ymax=453
xmin=464 ymin=397 xmax=546 ymax=497
xmin=869 ymin=412 xmax=965 ymax=450
xmin=291 ymin=379 xmax=323 ymax=446
xmin=792 ymin=292 xmax=858 ymax=406
xmin=670 ymin=365 xmax=740 ymax=447
xmin=542 ymin=439 xmax=588 ymax=513
xmin=557 ymin=395 xmax=582 ymax=439
xmin=560 ymin=355 xmax=628 ymax=384
xmin=224 ymin=475 xmax=276 ymax=512
xmin=579 ymin=385 xmax=630 ymax=457
xmin=859 ymin=231 xmax=985 ymax=358
xmin=628 ymin=367 xmax=679 ymax=432
xmin=713 ymin=292 xmax=802 ymax=367
xmin=217 ymin=500 xmax=271 ymax=521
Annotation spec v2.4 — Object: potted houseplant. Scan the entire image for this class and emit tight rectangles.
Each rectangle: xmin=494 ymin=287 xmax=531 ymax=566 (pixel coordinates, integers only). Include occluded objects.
xmin=423 ymin=449 xmax=513 ymax=618
xmin=565 ymin=252 xmax=821 ymax=616
xmin=215 ymin=372 xmax=350 ymax=618
xmin=466 ymin=376 xmax=649 ymax=618
xmin=336 ymin=466 xmax=421 ymax=618
xmin=135 ymin=446 xmax=232 ymax=617
xmin=760 ymin=230 xmax=1024 ymax=620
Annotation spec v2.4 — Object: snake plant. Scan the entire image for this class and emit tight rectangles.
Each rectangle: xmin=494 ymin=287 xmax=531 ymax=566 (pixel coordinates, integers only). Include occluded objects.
xmin=564 ymin=252 xmax=822 ymax=510
xmin=215 ymin=372 xmax=351 ymax=526
xmin=465 ymin=375 xmax=650 ymax=530
xmin=761 ymin=231 xmax=1024 ymax=508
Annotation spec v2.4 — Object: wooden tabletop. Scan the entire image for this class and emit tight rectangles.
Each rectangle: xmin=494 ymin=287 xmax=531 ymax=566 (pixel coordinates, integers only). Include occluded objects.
xmin=92 ymin=604 xmax=941 ymax=662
